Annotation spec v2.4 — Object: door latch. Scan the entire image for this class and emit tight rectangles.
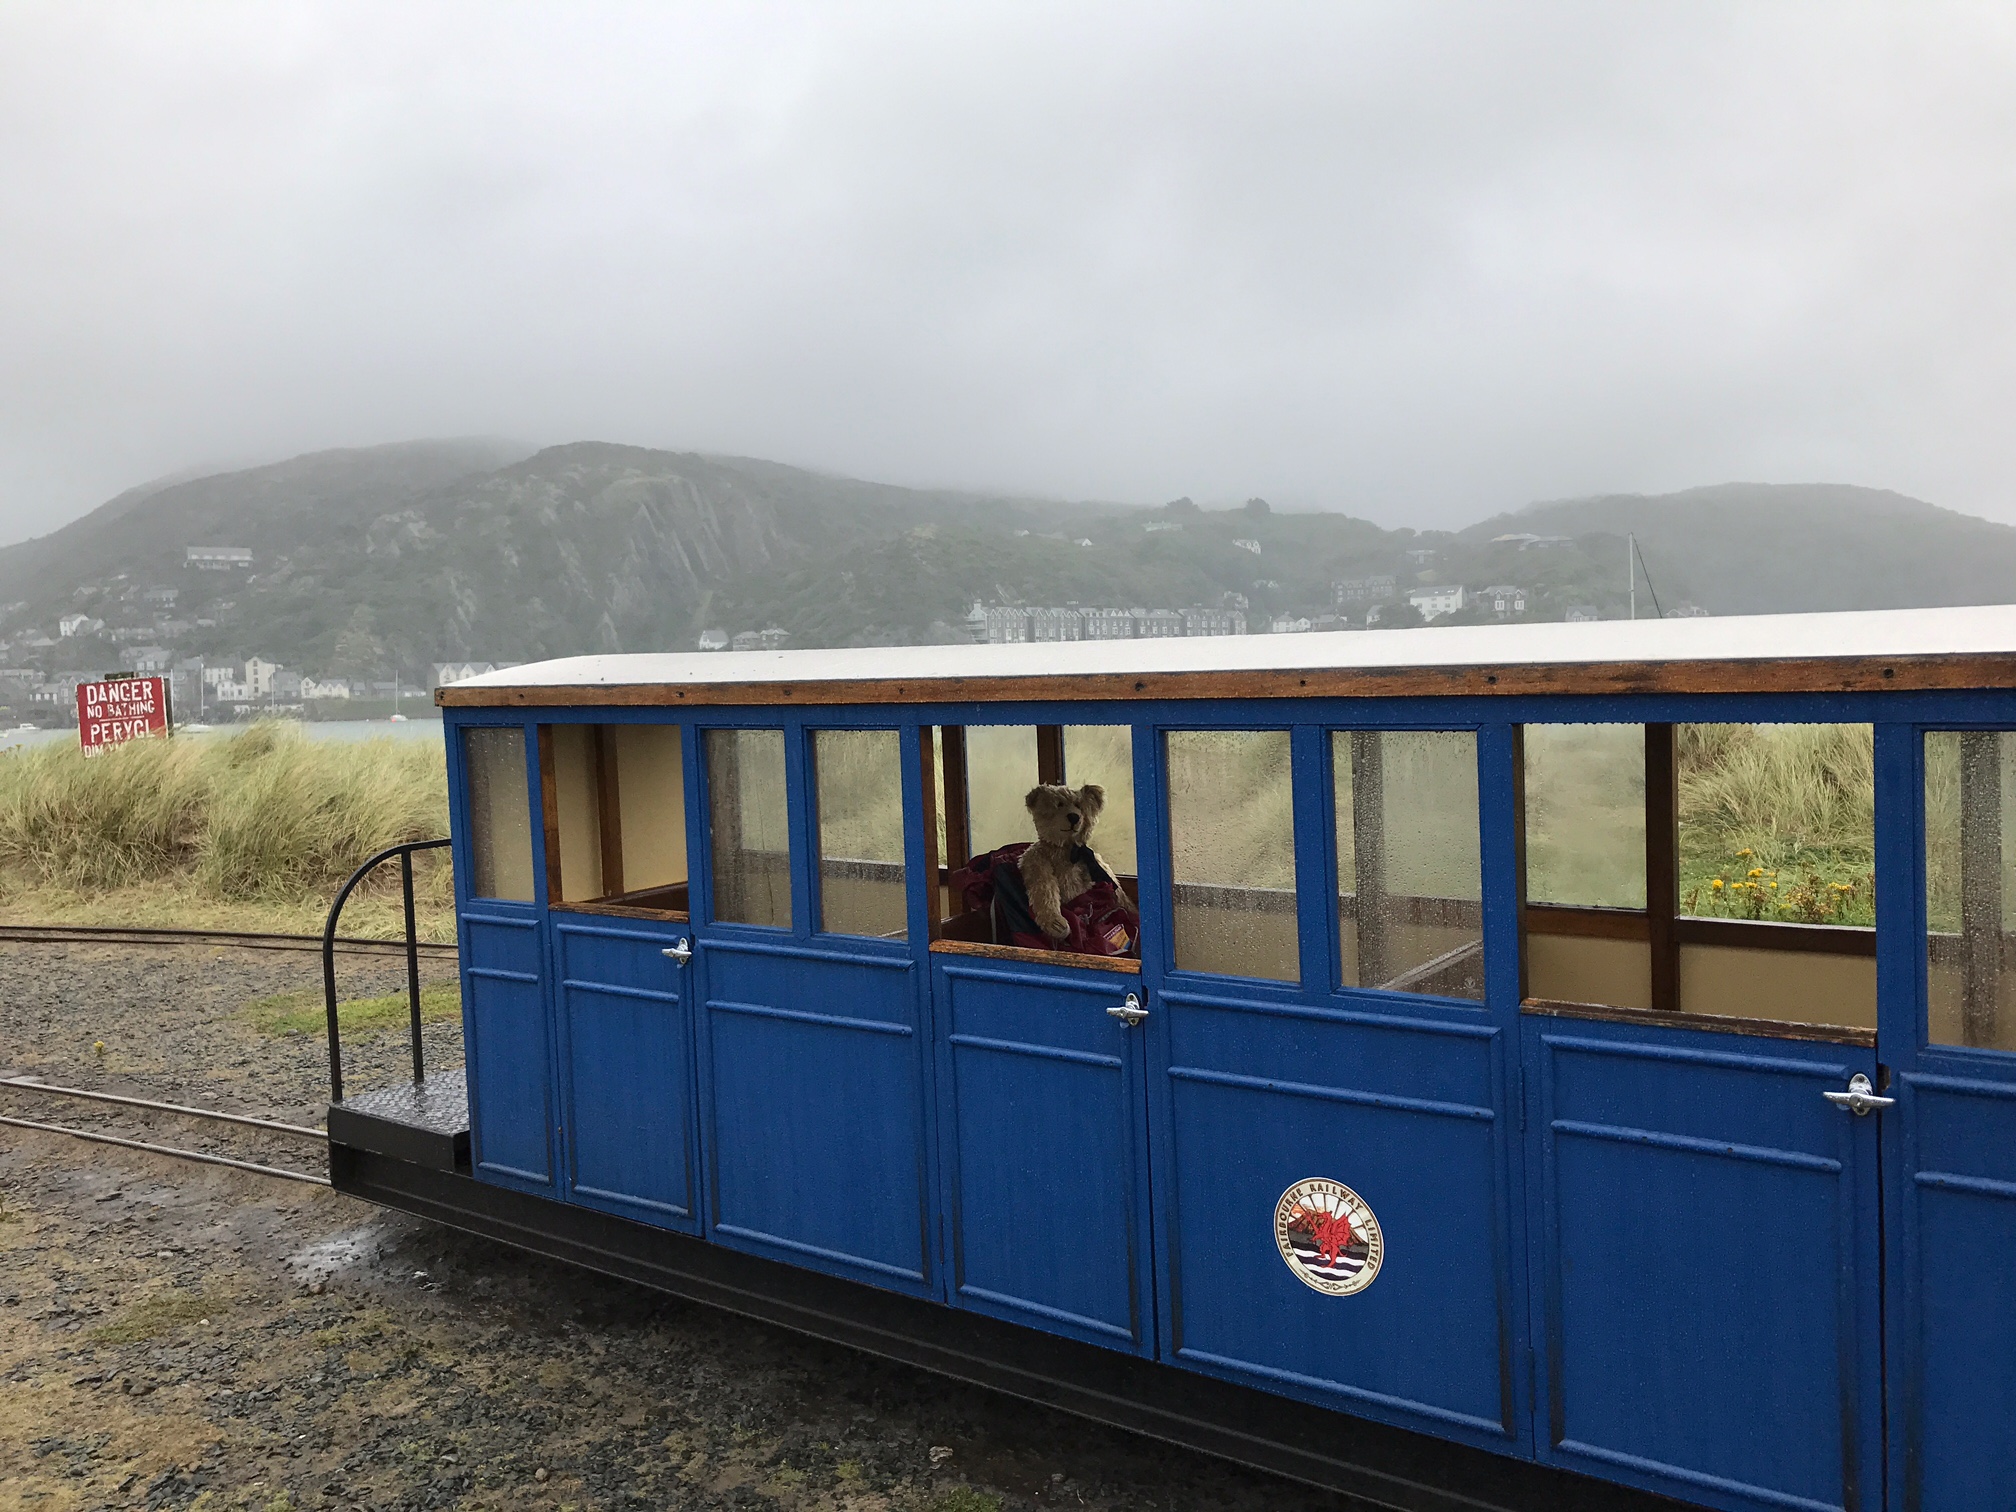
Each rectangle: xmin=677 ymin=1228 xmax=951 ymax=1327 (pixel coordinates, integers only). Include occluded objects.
xmin=1823 ymin=1072 xmax=1895 ymax=1116
xmin=661 ymin=937 xmax=693 ymax=966
xmin=1105 ymin=992 xmax=1147 ymax=1027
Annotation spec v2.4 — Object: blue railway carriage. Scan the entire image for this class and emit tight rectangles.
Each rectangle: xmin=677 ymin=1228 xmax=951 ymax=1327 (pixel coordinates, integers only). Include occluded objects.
xmin=328 ymin=605 xmax=2016 ymax=1512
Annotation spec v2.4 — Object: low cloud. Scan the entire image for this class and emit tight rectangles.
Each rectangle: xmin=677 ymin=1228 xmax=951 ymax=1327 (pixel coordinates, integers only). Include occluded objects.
xmin=2 ymin=1 xmax=2013 ymax=542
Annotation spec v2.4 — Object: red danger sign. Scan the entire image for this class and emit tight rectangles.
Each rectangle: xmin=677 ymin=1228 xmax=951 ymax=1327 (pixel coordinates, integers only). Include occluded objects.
xmin=76 ymin=676 xmax=171 ymax=756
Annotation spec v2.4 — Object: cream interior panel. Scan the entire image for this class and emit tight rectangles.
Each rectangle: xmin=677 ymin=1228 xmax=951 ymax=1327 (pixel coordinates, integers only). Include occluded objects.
xmin=549 ymin=725 xmax=602 ymax=902
xmin=1680 ymin=943 xmax=1876 ymax=1030
xmin=1526 ymin=934 xmax=1655 ymax=1011
xmin=615 ymin=724 xmax=687 ymax=892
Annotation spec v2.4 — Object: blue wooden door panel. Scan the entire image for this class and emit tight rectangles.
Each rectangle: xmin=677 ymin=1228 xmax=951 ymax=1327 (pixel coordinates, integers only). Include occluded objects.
xmin=935 ymin=959 xmax=1151 ymax=1353
xmin=1155 ymin=987 xmax=1513 ymax=1442
xmin=553 ymin=919 xmax=697 ymax=1231
xmin=1896 ymin=1070 xmax=2016 ymax=1512
xmin=1528 ymin=1018 xmax=1881 ymax=1512
xmin=461 ymin=912 xmax=553 ymax=1190
xmin=701 ymin=938 xmax=930 ymax=1291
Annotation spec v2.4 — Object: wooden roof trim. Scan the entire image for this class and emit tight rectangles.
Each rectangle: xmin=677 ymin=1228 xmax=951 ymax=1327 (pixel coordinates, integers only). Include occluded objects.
xmin=437 ymin=651 xmax=2016 ymax=709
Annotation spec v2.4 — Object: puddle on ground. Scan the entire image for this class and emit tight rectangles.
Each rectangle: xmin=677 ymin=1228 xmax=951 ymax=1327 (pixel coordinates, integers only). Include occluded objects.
xmin=287 ymin=1224 xmax=383 ymax=1283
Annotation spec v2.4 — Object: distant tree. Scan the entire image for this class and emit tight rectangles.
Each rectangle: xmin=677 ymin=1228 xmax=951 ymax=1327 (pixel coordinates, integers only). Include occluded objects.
xmin=1163 ymin=497 xmax=1201 ymax=516
xmin=1367 ymin=598 xmax=1426 ymax=629
xmin=1243 ymin=497 xmax=1271 ymax=517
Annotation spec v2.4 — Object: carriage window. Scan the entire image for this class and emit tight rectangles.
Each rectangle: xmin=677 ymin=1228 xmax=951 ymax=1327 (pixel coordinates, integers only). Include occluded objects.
xmin=964 ymin=725 xmax=1041 ymax=856
xmin=1166 ymin=730 xmax=1298 ymax=981
xmin=1063 ymin=726 xmax=1137 ymax=875
xmin=1334 ymin=731 xmax=1483 ymax=999
xmin=1678 ymin=724 xmax=1874 ymax=928
xmin=929 ymin=722 xmax=1139 ymax=959
xmin=1518 ymin=721 xmax=1874 ymax=1031
xmin=1522 ymin=724 xmax=1652 ymax=1011
xmin=1926 ymin=731 xmax=2016 ymax=1051
xmin=465 ymin=726 xmax=534 ymax=902
xmin=1675 ymin=723 xmax=1874 ymax=1031
xmin=705 ymin=728 xmax=791 ymax=928
xmin=815 ymin=730 xmax=907 ymax=938
xmin=1525 ymin=725 xmax=1646 ymax=908
xmin=542 ymin=724 xmax=688 ymax=914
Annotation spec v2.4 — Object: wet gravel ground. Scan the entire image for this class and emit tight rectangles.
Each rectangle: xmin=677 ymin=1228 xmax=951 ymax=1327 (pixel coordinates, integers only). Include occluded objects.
xmin=0 ymin=944 xmax=1372 ymax=1512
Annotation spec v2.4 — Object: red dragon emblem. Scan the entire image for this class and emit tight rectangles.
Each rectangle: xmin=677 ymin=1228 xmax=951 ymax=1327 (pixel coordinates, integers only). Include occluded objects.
xmin=1288 ymin=1201 xmax=1357 ymax=1266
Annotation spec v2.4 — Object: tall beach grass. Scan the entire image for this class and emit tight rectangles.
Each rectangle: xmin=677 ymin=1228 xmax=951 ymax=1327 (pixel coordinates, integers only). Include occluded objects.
xmin=1677 ymin=722 xmax=1874 ymax=924
xmin=0 ymin=722 xmax=452 ymax=936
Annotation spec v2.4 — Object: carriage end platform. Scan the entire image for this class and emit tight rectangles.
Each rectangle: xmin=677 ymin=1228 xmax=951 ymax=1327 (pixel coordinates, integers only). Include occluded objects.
xmin=324 ymin=1067 xmax=470 ymax=1172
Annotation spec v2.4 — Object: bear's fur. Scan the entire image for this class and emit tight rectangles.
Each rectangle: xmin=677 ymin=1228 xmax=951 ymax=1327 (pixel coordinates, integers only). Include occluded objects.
xmin=1020 ymin=782 xmax=1137 ymax=939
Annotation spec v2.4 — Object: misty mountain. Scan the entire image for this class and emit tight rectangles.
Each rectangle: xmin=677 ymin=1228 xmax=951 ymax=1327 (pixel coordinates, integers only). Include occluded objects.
xmin=3 ymin=446 xmax=2013 ymax=680
xmin=1466 ymin=483 xmax=2016 ymax=616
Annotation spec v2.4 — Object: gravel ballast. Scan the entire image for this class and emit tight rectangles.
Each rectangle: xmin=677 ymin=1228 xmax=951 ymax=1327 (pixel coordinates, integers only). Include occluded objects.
xmin=0 ymin=942 xmax=1371 ymax=1511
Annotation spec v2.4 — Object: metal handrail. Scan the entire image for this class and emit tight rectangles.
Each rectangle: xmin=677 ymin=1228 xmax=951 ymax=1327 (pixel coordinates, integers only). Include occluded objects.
xmin=323 ymin=838 xmax=451 ymax=1102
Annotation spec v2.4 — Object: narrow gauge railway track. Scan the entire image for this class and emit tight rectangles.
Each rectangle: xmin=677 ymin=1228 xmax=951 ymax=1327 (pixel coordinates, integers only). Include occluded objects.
xmin=0 ymin=921 xmax=457 ymax=959
xmin=0 ymin=1078 xmax=332 ymax=1187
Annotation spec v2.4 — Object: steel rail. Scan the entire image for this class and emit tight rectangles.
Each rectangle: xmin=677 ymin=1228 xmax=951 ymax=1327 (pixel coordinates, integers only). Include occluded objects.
xmin=0 ymin=1077 xmax=326 ymax=1141
xmin=0 ymin=922 xmax=456 ymax=958
xmin=0 ymin=1114 xmax=330 ymax=1186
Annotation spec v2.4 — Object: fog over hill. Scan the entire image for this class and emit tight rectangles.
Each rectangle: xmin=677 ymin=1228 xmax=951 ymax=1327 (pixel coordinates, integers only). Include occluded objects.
xmin=2 ymin=443 xmax=2012 ymax=680
xmin=1469 ymin=484 xmax=2016 ymax=616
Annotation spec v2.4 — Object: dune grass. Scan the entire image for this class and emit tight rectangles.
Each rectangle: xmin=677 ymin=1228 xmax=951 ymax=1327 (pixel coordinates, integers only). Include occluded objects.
xmin=0 ymin=721 xmax=454 ymax=937
xmin=1676 ymin=723 xmax=1875 ymax=925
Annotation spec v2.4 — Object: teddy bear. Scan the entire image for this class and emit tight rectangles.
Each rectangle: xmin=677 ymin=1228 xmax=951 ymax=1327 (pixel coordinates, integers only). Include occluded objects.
xmin=1020 ymin=783 xmax=1137 ymax=940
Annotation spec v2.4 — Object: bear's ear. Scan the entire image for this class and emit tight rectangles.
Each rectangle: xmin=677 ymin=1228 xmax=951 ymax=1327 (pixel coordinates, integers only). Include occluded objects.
xmin=1077 ymin=783 xmax=1105 ymax=816
xmin=1025 ymin=786 xmax=1052 ymax=813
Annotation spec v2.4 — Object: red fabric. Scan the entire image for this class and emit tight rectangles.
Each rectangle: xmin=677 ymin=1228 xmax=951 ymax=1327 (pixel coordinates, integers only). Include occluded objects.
xmin=948 ymin=842 xmax=1135 ymax=957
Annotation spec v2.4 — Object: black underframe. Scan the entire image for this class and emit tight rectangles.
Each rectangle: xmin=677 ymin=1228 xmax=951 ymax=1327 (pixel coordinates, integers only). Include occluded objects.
xmin=330 ymin=1143 xmax=1697 ymax=1512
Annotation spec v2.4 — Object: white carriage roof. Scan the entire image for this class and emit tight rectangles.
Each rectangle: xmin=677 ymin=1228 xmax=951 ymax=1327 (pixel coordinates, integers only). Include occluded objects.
xmin=438 ymin=603 xmax=2016 ymax=708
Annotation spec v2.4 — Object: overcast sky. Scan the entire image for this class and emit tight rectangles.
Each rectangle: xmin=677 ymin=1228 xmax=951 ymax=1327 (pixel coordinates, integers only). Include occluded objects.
xmin=2 ymin=3 xmax=2014 ymax=545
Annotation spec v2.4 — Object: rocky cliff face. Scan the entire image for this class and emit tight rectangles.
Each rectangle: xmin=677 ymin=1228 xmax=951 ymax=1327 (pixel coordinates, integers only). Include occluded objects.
xmin=0 ymin=439 xmax=1041 ymax=671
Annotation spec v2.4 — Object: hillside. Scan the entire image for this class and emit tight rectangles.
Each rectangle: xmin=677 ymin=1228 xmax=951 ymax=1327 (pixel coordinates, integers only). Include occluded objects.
xmin=2 ymin=447 xmax=2013 ymax=683
xmin=1465 ymin=483 xmax=2016 ymax=615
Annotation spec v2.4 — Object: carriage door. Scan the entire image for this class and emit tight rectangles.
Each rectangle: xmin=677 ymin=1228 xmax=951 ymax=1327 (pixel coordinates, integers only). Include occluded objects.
xmin=538 ymin=722 xmax=700 ymax=1233
xmin=690 ymin=723 xmax=936 ymax=1296
xmin=926 ymin=724 xmax=1156 ymax=1354
xmin=1882 ymin=727 xmax=2016 ymax=1512
xmin=454 ymin=722 xmax=556 ymax=1195
xmin=1146 ymin=725 xmax=1527 ymax=1454
xmin=1521 ymin=722 xmax=1883 ymax=1512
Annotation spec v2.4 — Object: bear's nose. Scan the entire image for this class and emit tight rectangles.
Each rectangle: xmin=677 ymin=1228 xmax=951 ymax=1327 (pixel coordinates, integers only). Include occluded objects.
xmin=1066 ymin=812 xmax=1080 ymax=829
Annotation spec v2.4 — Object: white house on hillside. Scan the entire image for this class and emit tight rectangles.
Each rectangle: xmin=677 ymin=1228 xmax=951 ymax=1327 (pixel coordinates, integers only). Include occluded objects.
xmin=244 ymin=656 xmax=282 ymax=698
xmin=1408 ymin=585 xmax=1466 ymax=619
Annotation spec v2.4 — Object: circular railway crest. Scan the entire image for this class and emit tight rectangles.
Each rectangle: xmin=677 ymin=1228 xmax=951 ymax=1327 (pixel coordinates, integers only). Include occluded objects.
xmin=1274 ymin=1178 xmax=1383 ymax=1296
